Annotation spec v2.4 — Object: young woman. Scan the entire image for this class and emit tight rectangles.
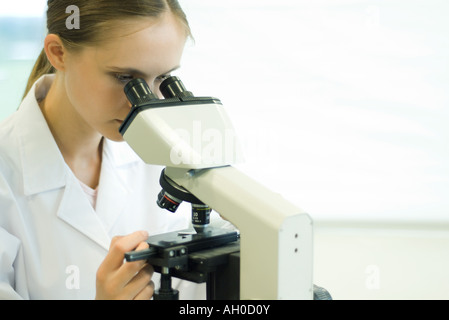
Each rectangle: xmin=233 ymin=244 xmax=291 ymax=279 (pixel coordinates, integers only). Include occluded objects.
xmin=0 ymin=0 xmax=228 ymax=300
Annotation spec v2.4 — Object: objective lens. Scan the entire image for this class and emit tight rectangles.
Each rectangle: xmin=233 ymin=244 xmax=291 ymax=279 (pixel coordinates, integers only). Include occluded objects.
xmin=160 ymin=76 xmax=193 ymax=99
xmin=124 ymin=78 xmax=158 ymax=106
xmin=192 ymin=204 xmax=211 ymax=227
xmin=157 ymin=190 xmax=182 ymax=213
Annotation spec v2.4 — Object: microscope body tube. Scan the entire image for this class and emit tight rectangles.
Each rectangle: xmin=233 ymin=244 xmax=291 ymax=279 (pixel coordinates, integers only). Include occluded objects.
xmin=164 ymin=166 xmax=314 ymax=300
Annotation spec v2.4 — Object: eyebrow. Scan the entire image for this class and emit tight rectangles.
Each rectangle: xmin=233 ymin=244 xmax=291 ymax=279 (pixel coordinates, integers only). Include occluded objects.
xmin=106 ymin=65 xmax=181 ymax=78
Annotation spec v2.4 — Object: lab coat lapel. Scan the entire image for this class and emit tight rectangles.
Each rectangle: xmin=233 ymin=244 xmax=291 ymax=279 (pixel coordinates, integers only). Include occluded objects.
xmin=56 ymin=175 xmax=111 ymax=251
xmin=94 ymin=139 xmax=138 ymax=234
xmin=94 ymin=152 xmax=129 ymax=234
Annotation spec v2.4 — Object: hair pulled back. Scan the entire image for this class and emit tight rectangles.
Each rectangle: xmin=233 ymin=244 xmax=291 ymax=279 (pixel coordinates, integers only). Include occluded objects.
xmin=23 ymin=0 xmax=191 ymax=99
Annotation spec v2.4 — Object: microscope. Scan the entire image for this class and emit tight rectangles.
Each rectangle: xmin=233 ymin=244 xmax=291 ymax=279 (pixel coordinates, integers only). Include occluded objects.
xmin=120 ymin=76 xmax=314 ymax=300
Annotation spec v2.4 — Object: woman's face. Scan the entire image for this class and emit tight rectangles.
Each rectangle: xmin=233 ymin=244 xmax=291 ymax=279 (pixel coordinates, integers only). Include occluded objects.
xmin=62 ymin=12 xmax=187 ymax=142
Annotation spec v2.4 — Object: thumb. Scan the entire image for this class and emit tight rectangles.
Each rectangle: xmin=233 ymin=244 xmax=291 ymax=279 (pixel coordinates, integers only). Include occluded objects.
xmin=104 ymin=231 xmax=149 ymax=271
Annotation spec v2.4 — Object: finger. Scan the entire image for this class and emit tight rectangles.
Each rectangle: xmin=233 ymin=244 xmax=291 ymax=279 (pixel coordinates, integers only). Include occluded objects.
xmin=111 ymin=241 xmax=151 ymax=291
xmin=109 ymin=235 xmax=123 ymax=249
xmin=122 ymin=264 xmax=155 ymax=299
xmin=119 ymin=241 xmax=150 ymax=277
xmin=120 ymin=242 xmax=150 ymax=273
xmin=134 ymin=281 xmax=155 ymax=300
xmin=95 ymin=241 xmax=151 ymax=300
xmin=102 ymin=231 xmax=149 ymax=272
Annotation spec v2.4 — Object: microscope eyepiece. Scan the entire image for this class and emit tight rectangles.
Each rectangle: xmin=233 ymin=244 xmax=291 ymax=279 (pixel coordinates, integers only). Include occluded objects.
xmin=124 ymin=77 xmax=193 ymax=105
xmin=124 ymin=78 xmax=158 ymax=106
xmin=160 ymin=76 xmax=193 ymax=99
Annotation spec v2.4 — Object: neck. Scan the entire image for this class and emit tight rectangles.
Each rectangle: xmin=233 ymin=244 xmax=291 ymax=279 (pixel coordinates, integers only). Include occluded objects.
xmin=40 ymin=73 xmax=103 ymax=189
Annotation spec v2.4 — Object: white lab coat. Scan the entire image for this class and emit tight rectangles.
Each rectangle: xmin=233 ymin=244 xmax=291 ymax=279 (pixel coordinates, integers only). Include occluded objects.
xmin=0 ymin=75 xmax=226 ymax=300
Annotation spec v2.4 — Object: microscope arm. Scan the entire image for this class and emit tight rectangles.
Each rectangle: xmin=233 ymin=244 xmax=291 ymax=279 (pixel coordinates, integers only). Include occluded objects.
xmin=164 ymin=165 xmax=313 ymax=300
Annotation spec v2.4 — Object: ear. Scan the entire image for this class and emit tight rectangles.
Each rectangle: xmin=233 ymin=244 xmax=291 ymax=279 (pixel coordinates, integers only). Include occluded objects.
xmin=44 ymin=34 xmax=67 ymax=71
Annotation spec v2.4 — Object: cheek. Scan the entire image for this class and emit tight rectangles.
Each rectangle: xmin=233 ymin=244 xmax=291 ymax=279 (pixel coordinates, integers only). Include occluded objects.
xmin=94 ymin=82 xmax=128 ymax=112
xmin=66 ymin=71 xmax=126 ymax=119
xmin=65 ymin=71 xmax=90 ymax=109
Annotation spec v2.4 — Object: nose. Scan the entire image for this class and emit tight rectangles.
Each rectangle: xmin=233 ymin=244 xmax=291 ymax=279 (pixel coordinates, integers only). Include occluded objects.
xmin=147 ymin=81 xmax=163 ymax=99
xmin=155 ymin=89 xmax=164 ymax=99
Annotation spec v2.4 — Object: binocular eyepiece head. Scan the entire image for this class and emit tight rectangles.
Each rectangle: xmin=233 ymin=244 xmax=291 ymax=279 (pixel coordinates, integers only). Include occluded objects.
xmin=124 ymin=76 xmax=193 ymax=106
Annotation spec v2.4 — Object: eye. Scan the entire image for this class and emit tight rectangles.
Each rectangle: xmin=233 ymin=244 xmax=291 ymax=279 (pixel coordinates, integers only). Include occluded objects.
xmin=156 ymin=74 xmax=171 ymax=83
xmin=114 ymin=73 xmax=134 ymax=84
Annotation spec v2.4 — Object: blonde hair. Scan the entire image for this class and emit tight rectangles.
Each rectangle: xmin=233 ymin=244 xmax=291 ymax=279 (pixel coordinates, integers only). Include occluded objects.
xmin=23 ymin=0 xmax=192 ymax=99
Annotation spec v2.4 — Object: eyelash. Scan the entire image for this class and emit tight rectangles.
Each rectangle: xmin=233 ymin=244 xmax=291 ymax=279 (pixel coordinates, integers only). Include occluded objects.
xmin=114 ymin=73 xmax=172 ymax=85
xmin=157 ymin=74 xmax=171 ymax=82
xmin=114 ymin=74 xmax=134 ymax=84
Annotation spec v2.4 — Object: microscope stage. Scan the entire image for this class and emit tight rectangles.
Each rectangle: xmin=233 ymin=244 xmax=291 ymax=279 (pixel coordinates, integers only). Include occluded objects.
xmin=147 ymin=228 xmax=238 ymax=253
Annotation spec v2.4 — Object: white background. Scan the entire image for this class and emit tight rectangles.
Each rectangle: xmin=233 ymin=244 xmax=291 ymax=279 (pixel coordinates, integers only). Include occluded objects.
xmin=180 ymin=0 xmax=449 ymax=224
xmin=1 ymin=0 xmax=449 ymax=224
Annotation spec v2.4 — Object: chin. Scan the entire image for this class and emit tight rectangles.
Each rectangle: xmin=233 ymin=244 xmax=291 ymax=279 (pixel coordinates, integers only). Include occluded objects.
xmin=102 ymin=131 xmax=125 ymax=143
xmin=108 ymin=136 xmax=125 ymax=143
xmin=100 ymin=122 xmax=127 ymax=142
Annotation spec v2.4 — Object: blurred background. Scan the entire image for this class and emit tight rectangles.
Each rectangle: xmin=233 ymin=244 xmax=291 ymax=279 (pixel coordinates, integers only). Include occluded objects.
xmin=1 ymin=0 xmax=448 ymax=299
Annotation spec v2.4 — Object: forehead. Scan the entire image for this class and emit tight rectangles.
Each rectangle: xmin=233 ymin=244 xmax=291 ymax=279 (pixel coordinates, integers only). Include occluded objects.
xmin=85 ymin=13 xmax=187 ymax=74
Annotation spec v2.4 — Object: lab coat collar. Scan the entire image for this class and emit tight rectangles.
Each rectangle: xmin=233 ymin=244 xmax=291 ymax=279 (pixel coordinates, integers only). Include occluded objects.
xmin=19 ymin=74 xmax=67 ymax=196
xmin=18 ymin=74 xmax=142 ymax=250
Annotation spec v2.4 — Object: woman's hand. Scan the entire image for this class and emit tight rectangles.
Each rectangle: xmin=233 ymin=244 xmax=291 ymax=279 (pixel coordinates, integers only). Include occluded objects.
xmin=95 ymin=231 xmax=154 ymax=300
